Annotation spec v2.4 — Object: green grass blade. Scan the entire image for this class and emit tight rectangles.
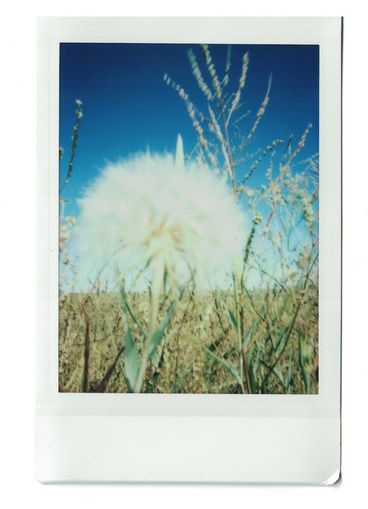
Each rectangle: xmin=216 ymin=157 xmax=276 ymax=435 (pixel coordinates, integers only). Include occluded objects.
xmin=205 ymin=348 xmax=242 ymax=386
xmin=148 ymin=301 xmax=176 ymax=360
xmin=124 ymin=320 xmax=140 ymax=392
xmin=226 ymin=306 xmax=238 ymax=331
xmin=120 ymin=287 xmax=147 ymax=338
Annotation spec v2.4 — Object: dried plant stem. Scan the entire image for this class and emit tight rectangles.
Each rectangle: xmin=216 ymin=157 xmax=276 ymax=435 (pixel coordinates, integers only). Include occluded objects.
xmin=82 ymin=305 xmax=90 ymax=392
xmin=261 ymin=253 xmax=318 ymax=391
xmin=233 ymin=278 xmax=246 ymax=393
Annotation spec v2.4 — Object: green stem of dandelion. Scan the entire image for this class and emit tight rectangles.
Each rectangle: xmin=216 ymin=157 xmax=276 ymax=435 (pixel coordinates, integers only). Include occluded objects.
xmin=133 ymin=258 xmax=164 ymax=393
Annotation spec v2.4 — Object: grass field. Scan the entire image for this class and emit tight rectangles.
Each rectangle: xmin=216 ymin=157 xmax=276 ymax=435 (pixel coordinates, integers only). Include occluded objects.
xmin=59 ymin=282 xmax=318 ymax=394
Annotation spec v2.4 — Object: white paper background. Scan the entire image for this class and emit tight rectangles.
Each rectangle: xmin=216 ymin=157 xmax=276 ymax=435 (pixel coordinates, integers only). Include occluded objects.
xmin=1 ymin=1 xmax=367 ymax=506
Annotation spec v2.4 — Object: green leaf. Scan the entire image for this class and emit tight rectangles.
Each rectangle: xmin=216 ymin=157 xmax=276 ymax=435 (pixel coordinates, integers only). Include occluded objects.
xmin=242 ymin=328 xmax=252 ymax=349
xmin=149 ymin=346 xmax=166 ymax=393
xmin=124 ymin=320 xmax=140 ymax=392
xmin=242 ymin=319 xmax=260 ymax=349
xmin=245 ymin=348 xmax=257 ymax=394
xmin=120 ymin=287 xmax=147 ymax=338
xmin=148 ymin=301 xmax=176 ymax=360
xmin=275 ymin=324 xmax=289 ymax=353
xmin=150 ymin=345 xmax=164 ymax=369
xmin=273 ymin=367 xmax=284 ymax=386
xmin=205 ymin=348 xmax=242 ymax=386
xmin=226 ymin=306 xmax=238 ymax=331
xmin=259 ymin=359 xmax=285 ymax=388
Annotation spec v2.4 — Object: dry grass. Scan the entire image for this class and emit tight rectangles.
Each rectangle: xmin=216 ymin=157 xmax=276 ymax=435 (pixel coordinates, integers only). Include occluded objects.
xmin=59 ymin=284 xmax=318 ymax=394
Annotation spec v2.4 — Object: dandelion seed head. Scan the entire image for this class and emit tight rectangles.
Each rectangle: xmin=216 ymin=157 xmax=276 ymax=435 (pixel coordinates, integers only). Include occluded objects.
xmin=75 ymin=139 xmax=247 ymax=290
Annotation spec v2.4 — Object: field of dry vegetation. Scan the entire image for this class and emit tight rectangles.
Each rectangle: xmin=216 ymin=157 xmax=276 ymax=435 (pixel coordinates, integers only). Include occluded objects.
xmin=59 ymin=280 xmax=318 ymax=394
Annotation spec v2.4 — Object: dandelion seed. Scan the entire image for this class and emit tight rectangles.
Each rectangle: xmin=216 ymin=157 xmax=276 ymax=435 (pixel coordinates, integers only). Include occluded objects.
xmin=75 ymin=136 xmax=246 ymax=290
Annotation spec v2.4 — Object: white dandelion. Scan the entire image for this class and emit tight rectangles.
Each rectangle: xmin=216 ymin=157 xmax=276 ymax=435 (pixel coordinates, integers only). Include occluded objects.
xmin=75 ymin=135 xmax=246 ymax=293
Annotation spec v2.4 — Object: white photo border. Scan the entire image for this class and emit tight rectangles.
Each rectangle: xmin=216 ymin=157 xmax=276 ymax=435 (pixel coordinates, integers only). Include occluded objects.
xmin=37 ymin=17 xmax=342 ymax=483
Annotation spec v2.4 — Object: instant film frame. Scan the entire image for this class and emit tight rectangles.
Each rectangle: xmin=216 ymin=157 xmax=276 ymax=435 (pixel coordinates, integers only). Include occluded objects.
xmin=37 ymin=17 xmax=342 ymax=483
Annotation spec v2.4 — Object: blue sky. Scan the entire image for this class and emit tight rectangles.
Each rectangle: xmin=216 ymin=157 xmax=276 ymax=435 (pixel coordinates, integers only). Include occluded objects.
xmin=59 ymin=43 xmax=319 ymax=218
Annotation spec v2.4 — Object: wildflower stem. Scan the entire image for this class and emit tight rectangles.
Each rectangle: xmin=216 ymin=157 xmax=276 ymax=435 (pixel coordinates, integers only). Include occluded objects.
xmin=60 ymin=99 xmax=83 ymax=195
xmin=133 ymin=258 xmax=164 ymax=393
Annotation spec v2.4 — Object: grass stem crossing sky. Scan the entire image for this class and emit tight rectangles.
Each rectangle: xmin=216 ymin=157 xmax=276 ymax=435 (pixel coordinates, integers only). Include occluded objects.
xmin=59 ymin=43 xmax=319 ymax=218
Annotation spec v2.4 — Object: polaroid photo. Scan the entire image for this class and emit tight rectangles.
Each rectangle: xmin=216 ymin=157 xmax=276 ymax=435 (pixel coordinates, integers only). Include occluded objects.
xmin=37 ymin=17 xmax=342 ymax=483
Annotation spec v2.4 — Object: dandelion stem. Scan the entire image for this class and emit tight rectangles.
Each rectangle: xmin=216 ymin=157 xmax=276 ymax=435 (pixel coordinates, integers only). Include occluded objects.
xmin=133 ymin=258 xmax=164 ymax=393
